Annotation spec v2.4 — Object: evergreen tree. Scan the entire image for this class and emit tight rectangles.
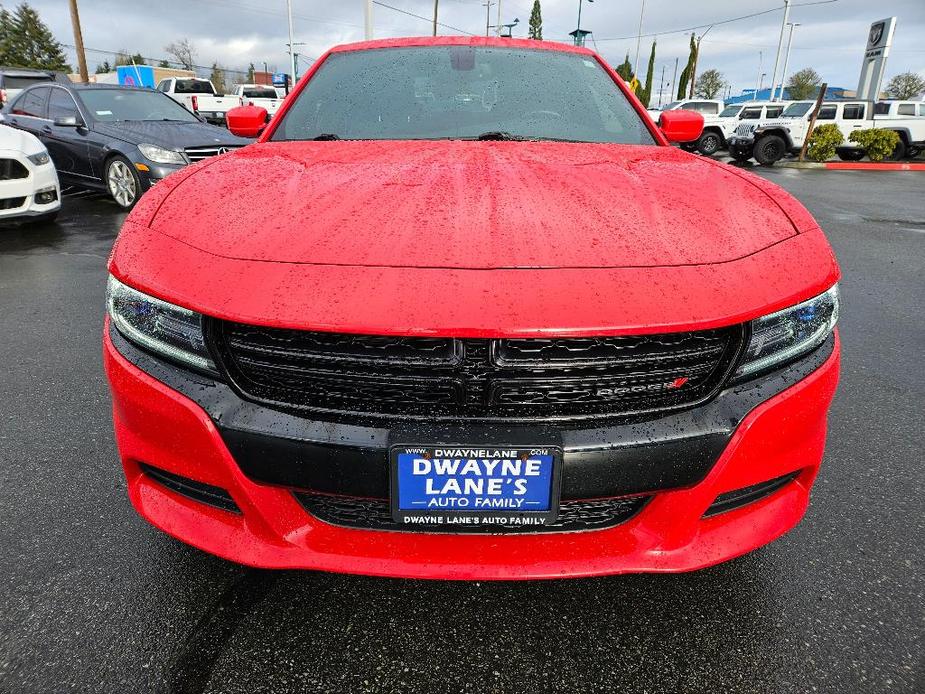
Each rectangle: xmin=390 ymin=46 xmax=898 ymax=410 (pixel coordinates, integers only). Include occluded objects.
xmin=158 ymin=59 xmax=170 ymax=68
xmin=95 ymin=60 xmax=112 ymax=74
xmin=246 ymin=62 xmax=256 ymax=82
xmin=0 ymin=2 xmax=70 ymax=71
xmin=637 ymin=40 xmax=656 ymax=107
xmin=615 ymin=53 xmax=633 ymax=81
xmin=677 ymin=33 xmax=697 ymax=99
xmin=210 ymin=62 xmax=226 ymax=93
xmin=528 ymin=0 xmax=542 ymax=40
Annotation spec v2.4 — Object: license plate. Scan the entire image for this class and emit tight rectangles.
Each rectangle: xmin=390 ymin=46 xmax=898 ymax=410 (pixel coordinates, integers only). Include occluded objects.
xmin=390 ymin=446 xmax=561 ymax=528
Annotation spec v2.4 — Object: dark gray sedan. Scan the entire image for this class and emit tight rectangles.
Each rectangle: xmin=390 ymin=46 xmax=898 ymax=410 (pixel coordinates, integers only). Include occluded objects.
xmin=1 ymin=83 xmax=251 ymax=209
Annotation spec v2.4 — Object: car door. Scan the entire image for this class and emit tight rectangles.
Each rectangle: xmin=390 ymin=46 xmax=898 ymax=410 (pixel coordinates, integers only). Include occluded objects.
xmin=5 ymin=86 xmax=50 ymax=138
xmin=44 ymin=87 xmax=92 ymax=180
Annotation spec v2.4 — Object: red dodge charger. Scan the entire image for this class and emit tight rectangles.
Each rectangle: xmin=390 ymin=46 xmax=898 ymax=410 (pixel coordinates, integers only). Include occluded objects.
xmin=103 ymin=37 xmax=840 ymax=579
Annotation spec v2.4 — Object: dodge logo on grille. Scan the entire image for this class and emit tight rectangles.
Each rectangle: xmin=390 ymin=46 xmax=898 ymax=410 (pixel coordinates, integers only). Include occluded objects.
xmin=596 ymin=377 xmax=689 ymax=397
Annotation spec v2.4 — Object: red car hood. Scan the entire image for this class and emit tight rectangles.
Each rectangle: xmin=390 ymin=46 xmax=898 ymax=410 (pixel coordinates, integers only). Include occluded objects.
xmin=149 ymin=141 xmax=797 ymax=269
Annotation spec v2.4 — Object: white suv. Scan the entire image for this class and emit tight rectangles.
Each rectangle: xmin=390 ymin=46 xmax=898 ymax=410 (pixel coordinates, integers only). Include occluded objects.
xmin=696 ymin=101 xmax=789 ymax=156
xmin=0 ymin=124 xmax=61 ymax=223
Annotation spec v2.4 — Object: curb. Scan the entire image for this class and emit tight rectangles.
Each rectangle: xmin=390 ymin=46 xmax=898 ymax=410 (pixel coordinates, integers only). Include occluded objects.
xmin=775 ymin=160 xmax=925 ymax=171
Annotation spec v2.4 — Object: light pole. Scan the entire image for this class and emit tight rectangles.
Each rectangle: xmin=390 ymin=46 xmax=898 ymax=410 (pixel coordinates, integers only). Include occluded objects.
xmin=483 ymin=1 xmax=494 ymax=37
xmin=286 ymin=0 xmax=296 ymax=88
xmin=577 ymin=0 xmax=593 ymax=37
xmin=753 ymin=50 xmax=762 ymax=100
xmin=768 ymin=0 xmax=791 ymax=102
xmin=757 ymin=72 xmax=766 ymax=98
xmin=779 ymin=22 xmax=800 ymax=101
xmin=432 ymin=0 xmax=438 ymax=36
xmin=365 ymin=0 xmax=373 ymax=40
xmin=634 ymin=0 xmax=646 ymax=72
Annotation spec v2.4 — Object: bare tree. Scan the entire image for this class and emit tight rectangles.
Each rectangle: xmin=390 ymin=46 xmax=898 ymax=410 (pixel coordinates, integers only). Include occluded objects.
xmin=694 ymin=69 xmax=726 ymax=99
xmin=164 ymin=38 xmax=196 ymax=70
xmin=886 ymin=72 xmax=925 ymax=100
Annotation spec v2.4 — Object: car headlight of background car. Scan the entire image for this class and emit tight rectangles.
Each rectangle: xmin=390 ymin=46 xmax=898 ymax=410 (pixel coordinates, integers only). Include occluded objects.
xmin=107 ymin=275 xmax=216 ymax=374
xmin=735 ymin=284 xmax=839 ymax=379
xmin=138 ymin=143 xmax=187 ymax=166
xmin=27 ymin=150 xmax=51 ymax=166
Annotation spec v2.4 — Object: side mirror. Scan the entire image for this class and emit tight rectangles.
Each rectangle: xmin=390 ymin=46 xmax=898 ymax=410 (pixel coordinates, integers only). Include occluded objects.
xmin=659 ymin=109 xmax=704 ymax=143
xmin=226 ymin=105 xmax=268 ymax=138
xmin=54 ymin=115 xmax=81 ymax=127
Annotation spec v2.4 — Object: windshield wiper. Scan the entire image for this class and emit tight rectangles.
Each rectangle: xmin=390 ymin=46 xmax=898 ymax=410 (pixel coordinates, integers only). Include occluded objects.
xmin=311 ymin=133 xmax=341 ymax=140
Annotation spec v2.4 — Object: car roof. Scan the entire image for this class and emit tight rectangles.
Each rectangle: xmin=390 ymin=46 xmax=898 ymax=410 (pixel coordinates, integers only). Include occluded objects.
xmin=330 ymin=35 xmax=596 ymax=57
xmin=0 ymin=66 xmax=55 ymax=76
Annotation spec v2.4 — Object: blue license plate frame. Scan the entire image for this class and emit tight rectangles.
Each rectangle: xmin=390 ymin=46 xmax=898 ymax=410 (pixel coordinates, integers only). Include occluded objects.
xmin=389 ymin=445 xmax=562 ymax=529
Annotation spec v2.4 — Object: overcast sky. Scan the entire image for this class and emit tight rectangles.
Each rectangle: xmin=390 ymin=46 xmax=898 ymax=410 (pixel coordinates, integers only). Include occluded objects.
xmin=23 ymin=0 xmax=925 ymax=99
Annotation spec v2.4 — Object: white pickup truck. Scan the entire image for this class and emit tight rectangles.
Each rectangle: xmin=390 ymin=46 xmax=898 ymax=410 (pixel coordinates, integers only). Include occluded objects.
xmin=156 ymin=78 xmax=242 ymax=125
xmin=732 ymin=100 xmax=925 ymax=165
xmin=231 ymin=84 xmax=283 ymax=117
xmin=695 ymin=101 xmax=789 ymax=156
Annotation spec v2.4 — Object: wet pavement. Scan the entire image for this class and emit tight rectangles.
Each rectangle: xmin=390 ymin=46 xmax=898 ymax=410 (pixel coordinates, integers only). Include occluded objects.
xmin=1 ymin=172 xmax=922 ymax=693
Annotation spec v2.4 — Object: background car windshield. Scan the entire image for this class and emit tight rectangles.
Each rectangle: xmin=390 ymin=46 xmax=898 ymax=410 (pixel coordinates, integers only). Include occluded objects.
xmin=76 ymin=89 xmax=199 ymax=122
xmin=719 ymin=105 xmax=741 ymax=117
xmin=242 ymin=87 xmax=277 ymax=98
xmin=174 ymin=80 xmax=215 ymax=94
xmin=273 ymin=46 xmax=655 ymax=144
xmin=782 ymin=102 xmax=813 ymax=117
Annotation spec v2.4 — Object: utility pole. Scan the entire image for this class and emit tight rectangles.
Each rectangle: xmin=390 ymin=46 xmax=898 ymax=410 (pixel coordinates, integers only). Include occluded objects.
xmin=671 ymin=57 xmax=678 ymax=100
xmin=780 ymin=22 xmax=800 ymax=101
xmin=432 ymin=0 xmax=439 ymax=36
xmin=768 ymin=0 xmax=791 ymax=102
xmin=484 ymin=1 xmax=494 ymax=37
xmin=286 ymin=0 xmax=296 ymax=89
xmin=753 ymin=50 xmax=763 ymax=100
xmin=365 ymin=0 xmax=374 ymax=40
xmin=67 ymin=0 xmax=89 ymax=83
xmin=496 ymin=0 xmax=502 ymax=36
xmin=658 ymin=63 xmax=665 ymax=106
xmin=634 ymin=0 xmax=646 ymax=72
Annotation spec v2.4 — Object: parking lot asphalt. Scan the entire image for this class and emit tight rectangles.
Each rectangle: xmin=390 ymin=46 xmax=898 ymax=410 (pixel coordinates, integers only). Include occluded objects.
xmin=1 ymin=170 xmax=923 ymax=694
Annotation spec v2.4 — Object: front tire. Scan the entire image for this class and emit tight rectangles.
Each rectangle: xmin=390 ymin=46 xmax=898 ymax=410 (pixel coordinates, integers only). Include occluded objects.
xmin=105 ymin=156 xmax=141 ymax=210
xmin=696 ymin=131 xmax=723 ymax=156
xmin=886 ymin=138 xmax=907 ymax=162
xmin=754 ymin=135 xmax=786 ymax=166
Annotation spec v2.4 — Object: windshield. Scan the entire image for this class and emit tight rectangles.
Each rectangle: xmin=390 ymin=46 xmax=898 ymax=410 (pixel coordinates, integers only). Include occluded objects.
xmin=661 ymin=101 xmax=681 ymax=110
xmin=782 ymin=102 xmax=813 ymax=118
xmin=272 ymin=46 xmax=655 ymax=144
xmin=174 ymin=80 xmax=215 ymax=94
xmin=242 ymin=87 xmax=277 ymax=99
xmin=719 ymin=105 xmax=741 ymax=118
xmin=3 ymin=75 xmax=53 ymax=89
xmin=76 ymin=89 xmax=200 ymax=122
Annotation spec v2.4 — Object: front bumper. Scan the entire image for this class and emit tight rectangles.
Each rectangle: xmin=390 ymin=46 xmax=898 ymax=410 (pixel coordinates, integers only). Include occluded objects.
xmin=0 ymin=149 xmax=60 ymax=220
xmin=104 ymin=318 xmax=840 ymax=579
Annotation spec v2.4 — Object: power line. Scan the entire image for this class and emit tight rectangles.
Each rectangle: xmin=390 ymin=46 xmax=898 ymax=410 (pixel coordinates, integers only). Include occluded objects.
xmin=591 ymin=0 xmax=838 ymax=42
xmin=373 ymin=1 xmax=478 ymax=36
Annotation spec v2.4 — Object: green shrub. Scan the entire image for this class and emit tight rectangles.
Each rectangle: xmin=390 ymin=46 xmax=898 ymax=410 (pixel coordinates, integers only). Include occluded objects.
xmin=806 ymin=123 xmax=844 ymax=162
xmin=849 ymin=128 xmax=900 ymax=161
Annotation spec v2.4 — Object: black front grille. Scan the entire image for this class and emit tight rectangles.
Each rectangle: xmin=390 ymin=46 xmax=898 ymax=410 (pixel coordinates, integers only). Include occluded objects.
xmin=211 ymin=322 xmax=743 ymax=422
xmin=295 ymin=492 xmax=649 ymax=533
xmin=0 ymin=158 xmax=29 ymax=180
xmin=0 ymin=196 xmax=26 ymax=210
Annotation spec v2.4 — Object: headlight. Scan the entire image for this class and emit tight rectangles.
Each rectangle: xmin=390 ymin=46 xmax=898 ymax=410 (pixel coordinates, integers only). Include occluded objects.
xmin=27 ymin=151 xmax=50 ymax=166
xmin=107 ymin=275 xmax=216 ymax=374
xmin=735 ymin=284 xmax=839 ymax=379
xmin=138 ymin=143 xmax=187 ymax=165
